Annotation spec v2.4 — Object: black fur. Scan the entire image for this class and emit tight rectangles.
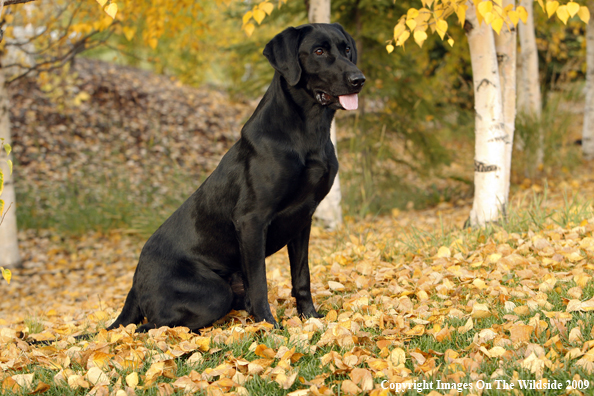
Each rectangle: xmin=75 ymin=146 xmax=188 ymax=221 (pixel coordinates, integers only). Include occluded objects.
xmin=107 ymin=23 xmax=365 ymax=332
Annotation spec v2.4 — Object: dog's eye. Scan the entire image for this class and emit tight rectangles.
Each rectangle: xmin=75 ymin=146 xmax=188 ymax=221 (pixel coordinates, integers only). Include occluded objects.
xmin=314 ymin=48 xmax=324 ymax=56
xmin=345 ymin=47 xmax=351 ymax=54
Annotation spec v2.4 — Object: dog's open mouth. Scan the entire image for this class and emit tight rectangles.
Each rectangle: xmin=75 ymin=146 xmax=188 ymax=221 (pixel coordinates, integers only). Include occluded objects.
xmin=315 ymin=91 xmax=358 ymax=110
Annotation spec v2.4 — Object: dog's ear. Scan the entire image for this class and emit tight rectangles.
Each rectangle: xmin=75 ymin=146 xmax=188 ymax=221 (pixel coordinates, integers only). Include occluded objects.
xmin=331 ymin=23 xmax=358 ymax=65
xmin=263 ymin=27 xmax=304 ymax=86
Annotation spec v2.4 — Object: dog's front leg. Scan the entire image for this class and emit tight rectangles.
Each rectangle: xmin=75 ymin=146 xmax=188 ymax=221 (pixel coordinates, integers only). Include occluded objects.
xmin=288 ymin=221 xmax=323 ymax=319
xmin=234 ymin=215 xmax=277 ymax=326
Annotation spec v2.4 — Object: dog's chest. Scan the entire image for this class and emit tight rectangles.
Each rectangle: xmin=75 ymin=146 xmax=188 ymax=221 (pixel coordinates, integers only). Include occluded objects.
xmin=289 ymin=148 xmax=338 ymax=207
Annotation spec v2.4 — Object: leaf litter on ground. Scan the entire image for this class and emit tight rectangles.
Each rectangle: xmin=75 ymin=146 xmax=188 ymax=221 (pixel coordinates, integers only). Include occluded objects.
xmin=2 ymin=60 xmax=594 ymax=395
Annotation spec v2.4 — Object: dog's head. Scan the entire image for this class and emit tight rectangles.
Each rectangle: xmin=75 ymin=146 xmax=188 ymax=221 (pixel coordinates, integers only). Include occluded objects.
xmin=263 ymin=23 xmax=365 ymax=111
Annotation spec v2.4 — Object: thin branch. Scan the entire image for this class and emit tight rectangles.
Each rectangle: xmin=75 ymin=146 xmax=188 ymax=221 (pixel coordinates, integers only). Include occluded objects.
xmin=7 ymin=29 xmax=114 ymax=83
xmin=0 ymin=202 xmax=12 ymax=227
xmin=5 ymin=2 xmax=77 ymax=55
xmin=5 ymin=0 xmax=38 ymax=5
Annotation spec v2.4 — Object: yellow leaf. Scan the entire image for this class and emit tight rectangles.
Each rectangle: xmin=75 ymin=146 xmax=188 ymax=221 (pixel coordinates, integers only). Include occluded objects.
xmin=471 ymin=303 xmax=491 ymax=318
xmin=126 ymin=372 xmax=138 ymax=388
xmin=473 ymin=278 xmax=487 ymax=289
xmin=448 ymin=38 xmax=454 ymax=47
xmin=259 ymin=2 xmax=274 ymax=15
xmin=123 ymin=26 xmax=135 ymax=41
xmin=436 ymin=19 xmax=448 ymax=40
xmin=546 ymin=1 xmax=559 ymax=18
xmin=96 ymin=0 xmax=108 ymax=6
xmin=509 ymin=324 xmax=533 ymax=343
xmin=394 ymin=20 xmax=406 ymax=40
xmin=3 ymin=143 xmax=10 ymax=156
xmin=458 ymin=318 xmax=473 ymax=334
xmin=537 ymin=0 xmax=544 ymax=11
xmin=456 ymin=4 xmax=467 ymax=26
xmin=436 ymin=246 xmax=451 ymax=258
xmin=508 ymin=10 xmax=520 ymax=25
xmin=1 ymin=267 xmax=11 ymax=284
xmin=148 ymin=38 xmax=158 ymax=49
xmin=413 ymin=30 xmax=427 ymax=48
xmin=492 ymin=17 xmax=504 ymax=34
xmin=417 ymin=7 xmax=431 ymax=24
xmin=484 ymin=11 xmax=496 ymax=24
xmin=105 ymin=3 xmax=118 ymax=19
xmin=478 ymin=1 xmax=493 ymax=17
xmin=386 ymin=44 xmax=394 ymax=53
xmin=243 ymin=11 xmax=253 ymax=26
xmin=7 ymin=160 xmax=11 ymax=175
xmin=389 ymin=348 xmax=406 ymax=366
xmin=516 ymin=6 xmax=528 ymax=24
xmin=244 ymin=22 xmax=255 ymax=37
xmin=406 ymin=19 xmax=417 ymax=31
xmin=578 ymin=6 xmax=590 ymax=23
xmin=396 ymin=30 xmax=410 ymax=46
xmin=407 ymin=8 xmax=420 ymax=20
xmin=328 ymin=281 xmax=345 ymax=291
xmin=253 ymin=8 xmax=266 ymax=24
xmin=556 ymin=5 xmax=569 ymax=24
xmin=0 ymin=199 xmax=4 ymax=217
xmin=566 ymin=1 xmax=579 ymax=17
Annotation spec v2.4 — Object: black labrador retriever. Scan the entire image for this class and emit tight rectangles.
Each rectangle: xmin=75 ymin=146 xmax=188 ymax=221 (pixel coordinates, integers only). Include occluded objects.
xmin=107 ymin=23 xmax=365 ymax=332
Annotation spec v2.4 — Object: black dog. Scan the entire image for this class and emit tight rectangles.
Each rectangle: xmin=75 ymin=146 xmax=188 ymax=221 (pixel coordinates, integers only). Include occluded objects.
xmin=107 ymin=23 xmax=365 ymax=332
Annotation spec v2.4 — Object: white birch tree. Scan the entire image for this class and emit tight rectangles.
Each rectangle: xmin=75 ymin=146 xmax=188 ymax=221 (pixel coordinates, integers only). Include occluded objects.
xmin=517 ymin=0 xmax=543 ymax=164
xmin=0 ymin=68 xmax=20 ymax=268
xmin=309 ymin=0 xmax=344 ymax=230
xmin=583 ymin=1 xmax=594 ymax=160
xmin=494 ymin=0 xmax=517 ymax=203
xmin=465 ymin=1 xmax=509 ymax=226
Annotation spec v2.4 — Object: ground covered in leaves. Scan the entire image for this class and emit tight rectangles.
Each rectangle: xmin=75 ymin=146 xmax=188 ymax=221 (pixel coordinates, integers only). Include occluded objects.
xmin=2 ymin=170 xmax=594 ymax=395
xmin=2 ymin=61 xmax=594 ymax=395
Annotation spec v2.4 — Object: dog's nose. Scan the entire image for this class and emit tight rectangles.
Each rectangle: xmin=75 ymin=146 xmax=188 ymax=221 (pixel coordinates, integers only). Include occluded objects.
xmin=347 ymin=73 xmax=366 ymax=89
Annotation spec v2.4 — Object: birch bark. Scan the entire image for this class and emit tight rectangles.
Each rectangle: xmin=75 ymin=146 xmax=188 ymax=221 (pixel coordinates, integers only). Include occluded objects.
xmin=310 ymin=0 xmax=343 ymax=230
xmin=518 ymin=0 xmax=543 ymax=164
xmin=465 ymin=0 xmax=508 ymax=226
xmin=0 ymin=67 xmax=21 ymax=268
xmin=583 ymin=1 xmax=594 ymax=160
xmin=494 ymin=0 xmax=517 ymax=202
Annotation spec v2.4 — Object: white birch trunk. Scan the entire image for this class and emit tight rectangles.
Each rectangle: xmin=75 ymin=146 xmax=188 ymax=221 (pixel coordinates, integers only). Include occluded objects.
xmin=515 ymin=43 xmax=526 ymax=151
xmin=310 ymin=0 xmax=343 ymax=230
xmin=494 ymin=0 xmax=517 ymax=203
xmin=518 ymin=0 xmax=543 ymax=164
xmin=465 ymin=1 xmax=508 ymax=226
xmin=0 ymin=67 xmax=21 ymax=268
xmin=583 ymin=3 xmax=594 ymax=160
xmin=308 ymin=0 xmax=330 ymax=24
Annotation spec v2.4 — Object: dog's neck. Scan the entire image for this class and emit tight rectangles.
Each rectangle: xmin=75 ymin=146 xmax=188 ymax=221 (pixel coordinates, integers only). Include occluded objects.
xmin=247 ymin=72 xmax=335 ymax=149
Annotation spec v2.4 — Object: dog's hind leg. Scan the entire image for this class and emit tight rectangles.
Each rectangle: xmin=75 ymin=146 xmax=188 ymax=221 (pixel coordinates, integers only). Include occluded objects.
xmin=106 ymin=287 xmax=143 ymax=331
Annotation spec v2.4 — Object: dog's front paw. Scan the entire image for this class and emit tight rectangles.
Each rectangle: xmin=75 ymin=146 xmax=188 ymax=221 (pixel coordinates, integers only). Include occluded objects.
xmin=298 ymin=306 xmax=323 ymax=319
xmin=254 ymin=313 xmax=278 ymax=328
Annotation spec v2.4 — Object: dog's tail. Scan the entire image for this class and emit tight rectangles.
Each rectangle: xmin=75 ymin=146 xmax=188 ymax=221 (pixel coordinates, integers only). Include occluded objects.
xmin=106 ymin=288 xmax=143 ymax=330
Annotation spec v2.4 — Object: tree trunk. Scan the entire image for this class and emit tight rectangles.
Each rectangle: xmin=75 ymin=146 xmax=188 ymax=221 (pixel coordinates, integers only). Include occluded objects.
xmin=310 ymin=0 xmax=343 ymax=230
xmin=583 ymin=2 xmax=594 ymax=160
xmin=308 ymin=0 xmax=330 ymax=24
xmin=494 ymin=0 xmax=517 ymax=203
xmin=518 ymin=0 xmax=543 ymax=165
xmin=465 ymin=1 xmax=508 ymax=226
xmin=0 ymin=67 xmax=21 ymax=268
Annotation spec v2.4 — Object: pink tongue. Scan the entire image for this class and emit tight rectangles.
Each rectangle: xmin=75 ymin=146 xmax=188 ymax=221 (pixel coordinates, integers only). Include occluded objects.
xmin=339 ymin=94 xmax=358 ymax=110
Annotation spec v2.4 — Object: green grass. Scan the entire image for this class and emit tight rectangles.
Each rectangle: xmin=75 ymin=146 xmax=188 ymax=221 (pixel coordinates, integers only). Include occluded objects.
xmin=395 ymin=185 xmax=594 ymax=255
xmin=16 ymin=167 xmax=202 ymax=238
